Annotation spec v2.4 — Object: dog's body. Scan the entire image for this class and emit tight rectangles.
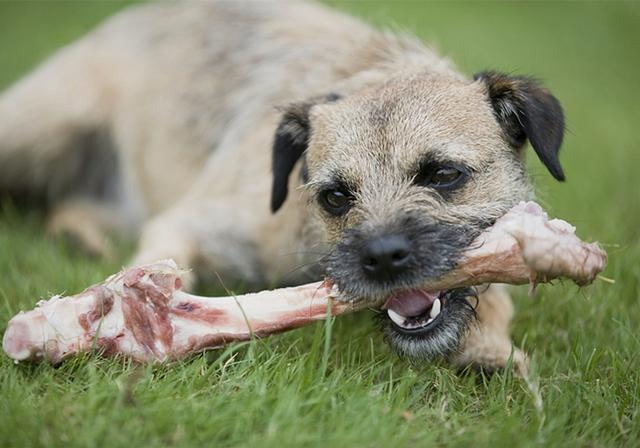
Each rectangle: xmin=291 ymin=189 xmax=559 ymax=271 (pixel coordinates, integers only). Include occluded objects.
xmin=0 ymin=1 xmax=567 ymax=373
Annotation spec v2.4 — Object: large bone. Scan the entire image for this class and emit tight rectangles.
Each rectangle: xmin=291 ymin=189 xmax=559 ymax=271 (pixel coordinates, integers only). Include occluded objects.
xmin=2 ymin=202 xmax=607 ymax=364
xmin=2 ymin=261 xmax=342 ymax=364
xmin=429 ymin=201 xmax=606 ymax=291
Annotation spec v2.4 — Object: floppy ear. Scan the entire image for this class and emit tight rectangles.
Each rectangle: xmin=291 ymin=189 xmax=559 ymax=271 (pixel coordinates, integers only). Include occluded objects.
xmin=270 ymin=102 xmax=313 ymax=213
xmin=474 ymin=71 xmax=566 ymax=181
xmin=271 ymin=93 xmax=342 ymax=213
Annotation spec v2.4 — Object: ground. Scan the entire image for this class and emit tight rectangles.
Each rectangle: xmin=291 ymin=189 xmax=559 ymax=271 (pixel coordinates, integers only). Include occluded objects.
xmin=0 ymin=1 xmax=639 ymax=447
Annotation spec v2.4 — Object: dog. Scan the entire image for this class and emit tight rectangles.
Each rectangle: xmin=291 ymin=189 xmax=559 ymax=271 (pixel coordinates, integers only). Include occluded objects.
xmin=0 ymin=1 xmax=565 ymax=373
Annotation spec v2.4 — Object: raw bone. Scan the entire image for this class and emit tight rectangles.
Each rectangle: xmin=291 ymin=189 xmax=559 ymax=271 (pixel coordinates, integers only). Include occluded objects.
xmin=429 ymin=201 xmax=607 ymax=292
xmin=2 ymin=261 xmax=342 ymax=364
xmin=2 ymin=201 xmax=607 ymax=364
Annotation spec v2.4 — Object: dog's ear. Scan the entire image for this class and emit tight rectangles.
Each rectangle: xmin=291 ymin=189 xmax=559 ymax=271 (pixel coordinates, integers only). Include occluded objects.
xmin=474 ymin=71 xmax=566 ymax=181
xmin=271 ymin=102 xmax=313 ymax=213
xmin=271 ymin=93 xmax=342 ymax=213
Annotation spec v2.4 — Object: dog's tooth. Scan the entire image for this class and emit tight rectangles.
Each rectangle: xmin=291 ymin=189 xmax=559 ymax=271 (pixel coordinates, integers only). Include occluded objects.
xmin=430 ymin=298 xmax=441 ymax=319
xmin=387 ymin=309 xmax=406 ymax=327
xmin=426 ymin=318 xmax=434 ymax=325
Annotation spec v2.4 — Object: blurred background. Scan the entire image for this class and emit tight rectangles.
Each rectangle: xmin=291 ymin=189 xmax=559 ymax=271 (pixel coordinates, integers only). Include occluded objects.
xmin=0 ymin=1 xmax=639 ymax=446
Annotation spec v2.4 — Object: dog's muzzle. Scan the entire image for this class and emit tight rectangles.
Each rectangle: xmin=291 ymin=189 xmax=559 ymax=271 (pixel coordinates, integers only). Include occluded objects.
xmin=379 ymin=287 xmax=477 ymax=360
xmin=326 ymin=215 xmax=481 ymax=360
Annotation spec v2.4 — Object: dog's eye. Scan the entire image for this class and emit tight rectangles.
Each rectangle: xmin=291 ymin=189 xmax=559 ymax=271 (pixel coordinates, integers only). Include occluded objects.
xmin=416 ymin=163 xmax=467 ymax=191
xmin=431 ymin=167 xmax=462 ymax=186
xmin=319 ymin=189 xmax=352 ymax=215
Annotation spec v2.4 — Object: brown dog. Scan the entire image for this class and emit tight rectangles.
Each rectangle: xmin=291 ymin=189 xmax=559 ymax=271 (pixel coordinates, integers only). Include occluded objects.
xmin=0 ymin=1 xmax=565 ymax=373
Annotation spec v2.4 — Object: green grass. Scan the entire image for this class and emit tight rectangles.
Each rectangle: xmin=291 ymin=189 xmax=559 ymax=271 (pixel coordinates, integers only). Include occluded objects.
xmin=1 ymin=1 xmax=639 ymax=446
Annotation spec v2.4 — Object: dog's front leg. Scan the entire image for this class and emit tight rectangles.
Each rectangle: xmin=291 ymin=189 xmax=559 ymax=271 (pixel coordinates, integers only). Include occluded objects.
xmin=132 ymin=197 xmax=266 ymax=291
xmin=450 ymin=284 xmax=529 ymax=376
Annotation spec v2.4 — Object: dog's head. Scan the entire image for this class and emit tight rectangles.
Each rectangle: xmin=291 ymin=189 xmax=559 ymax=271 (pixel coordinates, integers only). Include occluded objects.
xmin=270 ymin=71 xmax=565 ymax=360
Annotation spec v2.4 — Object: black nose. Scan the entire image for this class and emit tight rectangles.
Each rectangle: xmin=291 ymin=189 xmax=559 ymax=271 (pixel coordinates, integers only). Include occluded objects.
xmin=361 ymin=234 xmax=413 ymax=281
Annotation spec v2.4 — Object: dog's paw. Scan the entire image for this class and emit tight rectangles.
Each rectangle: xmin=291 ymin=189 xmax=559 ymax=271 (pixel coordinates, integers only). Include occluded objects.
xmin=47 ymin=211 xmax=114 ymax=260
xmin=451 ymin=336 xmax=530 ymax=377
xmin=462 ymin=348 xmax=530 ymax=378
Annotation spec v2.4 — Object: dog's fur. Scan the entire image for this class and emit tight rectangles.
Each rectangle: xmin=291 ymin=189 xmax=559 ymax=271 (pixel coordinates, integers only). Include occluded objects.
xmin=0 ymin=1 xmax=566 ymax=374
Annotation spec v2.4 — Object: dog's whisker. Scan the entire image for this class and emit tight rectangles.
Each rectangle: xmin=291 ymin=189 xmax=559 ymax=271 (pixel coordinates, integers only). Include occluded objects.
xmin=274 ymin=250 xmax=331 ymax=258
xmin=277 ymin=258 xmax=327 ymax=282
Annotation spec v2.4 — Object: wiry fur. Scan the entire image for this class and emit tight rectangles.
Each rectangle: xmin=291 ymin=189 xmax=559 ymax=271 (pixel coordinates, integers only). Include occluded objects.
xmin=0 ymin=1 xmax=564 ymax=373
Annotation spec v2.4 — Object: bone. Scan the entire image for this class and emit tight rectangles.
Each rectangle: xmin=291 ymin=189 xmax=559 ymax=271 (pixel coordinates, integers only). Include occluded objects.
xmin=2 ymin=201 xmax=607 ymax=364
xmin=2 ymin=261 xmax=349 ymax=364
xmin=428 ymin=201 xmax=607 ymax=292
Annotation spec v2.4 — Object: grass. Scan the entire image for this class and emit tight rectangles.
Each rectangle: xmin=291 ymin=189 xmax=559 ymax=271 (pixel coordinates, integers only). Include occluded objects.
xmin=1 ymin=1 xmax=639 ymax=446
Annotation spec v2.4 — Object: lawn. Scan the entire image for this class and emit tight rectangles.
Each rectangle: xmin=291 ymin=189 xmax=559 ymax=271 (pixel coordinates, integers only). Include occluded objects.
xmin=1 ymin=1 xmax=639 ymax=447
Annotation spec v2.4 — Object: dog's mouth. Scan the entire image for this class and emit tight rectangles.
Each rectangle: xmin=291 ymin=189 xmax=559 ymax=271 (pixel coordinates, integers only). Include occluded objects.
xmin=326 ymin=270 xmax=476 ymax=360
xmin=382 ymin=288 xmax=445 ymax=333
xmin=376 ymin=286 xmax=476 ymax=360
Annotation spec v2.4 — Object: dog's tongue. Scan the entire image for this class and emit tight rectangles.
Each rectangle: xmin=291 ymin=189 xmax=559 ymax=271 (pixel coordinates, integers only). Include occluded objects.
xmin=382 ymin=289 xmax=439 ymax=317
